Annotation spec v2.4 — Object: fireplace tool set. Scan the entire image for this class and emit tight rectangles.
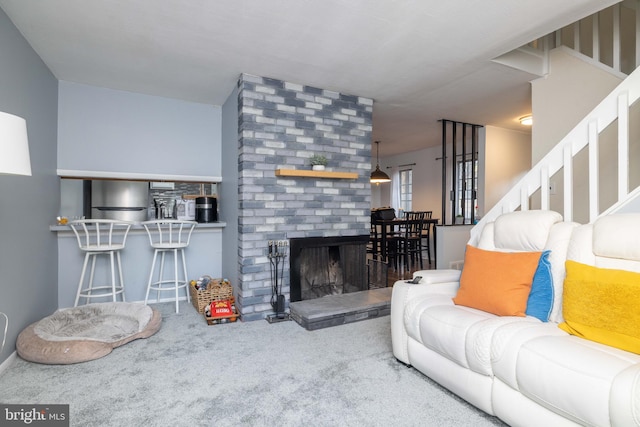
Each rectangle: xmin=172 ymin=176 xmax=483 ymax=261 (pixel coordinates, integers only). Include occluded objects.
xmin=266 ymin=240 xmax=290 ymax=323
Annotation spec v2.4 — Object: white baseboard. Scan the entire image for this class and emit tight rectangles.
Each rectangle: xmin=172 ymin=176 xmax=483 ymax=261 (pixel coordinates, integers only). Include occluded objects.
xmin=0 ymin=351 xmax=17 ymax=376
xmin=131 ymin=296 xmax=189 ymax=305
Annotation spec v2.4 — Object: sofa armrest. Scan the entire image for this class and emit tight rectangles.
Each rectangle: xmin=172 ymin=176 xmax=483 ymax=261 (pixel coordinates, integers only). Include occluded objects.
xmin=391 ymin=270 xmax=462 ymax=364
xmin=412 ymin=269 xmax=462 ymax=285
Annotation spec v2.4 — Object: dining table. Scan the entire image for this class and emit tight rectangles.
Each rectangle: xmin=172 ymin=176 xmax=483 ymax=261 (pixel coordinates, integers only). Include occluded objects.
xmin=371 ymin=217 xmax=439 ymax=268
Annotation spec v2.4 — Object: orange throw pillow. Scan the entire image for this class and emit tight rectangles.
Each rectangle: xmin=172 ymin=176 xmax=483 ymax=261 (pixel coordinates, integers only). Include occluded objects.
xmin=453 ymin=245 xmax=542 ymax=316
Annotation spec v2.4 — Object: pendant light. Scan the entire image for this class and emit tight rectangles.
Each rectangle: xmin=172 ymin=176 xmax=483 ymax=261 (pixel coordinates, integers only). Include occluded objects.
xmin=370 ymin=140 xmax=391 ymax=184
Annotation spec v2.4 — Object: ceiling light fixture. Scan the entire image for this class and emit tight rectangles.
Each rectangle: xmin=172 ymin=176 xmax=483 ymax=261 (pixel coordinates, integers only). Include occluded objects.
xmin=519 ymin=115 xmax=533 ymax=126
xmin=370 ymin=140 xmax=391 ymax=184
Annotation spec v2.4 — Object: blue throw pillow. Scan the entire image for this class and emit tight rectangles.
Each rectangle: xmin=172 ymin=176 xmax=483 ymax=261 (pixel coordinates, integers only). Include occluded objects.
xmin=526 ymin=250 xmax=553 ymax=322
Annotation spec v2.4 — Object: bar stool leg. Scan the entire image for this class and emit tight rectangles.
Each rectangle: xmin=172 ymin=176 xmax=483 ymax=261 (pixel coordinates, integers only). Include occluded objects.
xmin=145 ymin=250 xmax=159 ymax=306
xmin=88 ymin=254 xmax=98 ymax=297
xmin=158 ymin=251 xmax=166 ymax=303
xmin=181 ymin=248 xmax=190 ymax=304
xmin=116 ymin=250 xmax=126 ymax=302
xmin=74 ymin=253 xmax=91 ymax=307
xmin=109 ymin=251 xmax=117 ymax=302
xmin=173 ymin=248 xmax=179 ymax=314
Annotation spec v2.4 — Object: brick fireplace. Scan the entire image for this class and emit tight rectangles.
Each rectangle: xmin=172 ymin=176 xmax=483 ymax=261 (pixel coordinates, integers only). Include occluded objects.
xmin=289 ymin=235 xmax=369 ymax=302
xmin=236 ymin=74 xmax=373 ymax=321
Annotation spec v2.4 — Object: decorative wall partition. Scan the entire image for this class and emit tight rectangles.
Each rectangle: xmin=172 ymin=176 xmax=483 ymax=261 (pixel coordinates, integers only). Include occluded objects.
xmin=439 ymin=119 xmax=483 ymax=226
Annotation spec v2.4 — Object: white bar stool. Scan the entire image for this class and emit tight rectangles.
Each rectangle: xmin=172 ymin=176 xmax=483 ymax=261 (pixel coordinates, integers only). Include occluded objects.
xmin=69 ymin=219 xmax=133 ymax=306
xmin=142 ymin=220 xmax=197 ymax=313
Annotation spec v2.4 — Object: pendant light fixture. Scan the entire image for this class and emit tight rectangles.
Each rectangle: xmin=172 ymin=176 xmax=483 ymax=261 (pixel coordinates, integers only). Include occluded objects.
xmin=370 ymin=140 xmax=391 ymax=184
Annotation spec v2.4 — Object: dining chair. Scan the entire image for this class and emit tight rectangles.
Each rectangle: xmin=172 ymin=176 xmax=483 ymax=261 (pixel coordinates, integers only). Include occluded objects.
xmin=421 ymin=211 xmax=433 ymax=265
xmin=399 ymin=211 xmax=426 ymax=270
xmin=368 ymin=215 xmax=381 ymax=259
xmin=371 ymin=209 xmax=402 ymax=269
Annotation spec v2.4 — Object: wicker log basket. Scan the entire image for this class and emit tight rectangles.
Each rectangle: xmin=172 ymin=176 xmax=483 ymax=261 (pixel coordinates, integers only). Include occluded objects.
xmin=189 ymin=276 xmax=233 ymax=314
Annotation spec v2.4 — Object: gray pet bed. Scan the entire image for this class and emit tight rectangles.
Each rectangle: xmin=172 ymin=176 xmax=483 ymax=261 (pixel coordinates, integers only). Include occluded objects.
xmin=17 ymin=302 xmax=161 ymax=364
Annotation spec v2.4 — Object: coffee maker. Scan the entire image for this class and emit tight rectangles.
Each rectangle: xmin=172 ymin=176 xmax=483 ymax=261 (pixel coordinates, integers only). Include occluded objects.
xmin=195 ymin=196 xmax=217 ymax=223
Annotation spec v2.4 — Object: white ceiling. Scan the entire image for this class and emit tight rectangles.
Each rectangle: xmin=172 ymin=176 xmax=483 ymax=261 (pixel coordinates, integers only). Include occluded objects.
xmin=0 ymin=0 xmax=617 ymax=156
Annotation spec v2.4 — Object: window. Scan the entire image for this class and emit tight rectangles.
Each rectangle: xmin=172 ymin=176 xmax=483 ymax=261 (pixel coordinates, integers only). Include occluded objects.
xmin=455 ymin=159 xmax=477 ymax=221
xmin=399 ymin=169 xmax=413 ymax=213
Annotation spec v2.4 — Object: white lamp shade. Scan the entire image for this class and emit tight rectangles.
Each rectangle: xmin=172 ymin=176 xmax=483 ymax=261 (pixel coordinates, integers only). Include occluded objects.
xmin=0 ymin=111 xmax=32 ymax=176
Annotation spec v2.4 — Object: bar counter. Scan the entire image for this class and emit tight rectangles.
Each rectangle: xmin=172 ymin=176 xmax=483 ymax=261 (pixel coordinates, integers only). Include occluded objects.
xmin=51 ymin=221 xmax=226 ymax=308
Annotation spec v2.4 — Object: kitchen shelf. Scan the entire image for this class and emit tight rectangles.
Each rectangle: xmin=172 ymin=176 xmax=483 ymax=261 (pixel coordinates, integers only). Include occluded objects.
xmin=57 ymin=169 xmax=222 ymax=183
xmin=275 ymin=169 xmax=358 ymax=179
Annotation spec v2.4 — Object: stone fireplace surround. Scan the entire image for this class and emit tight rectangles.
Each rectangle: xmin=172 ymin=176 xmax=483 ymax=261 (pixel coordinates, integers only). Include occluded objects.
xmin=236 ymin=74 xmax=373 ymax=321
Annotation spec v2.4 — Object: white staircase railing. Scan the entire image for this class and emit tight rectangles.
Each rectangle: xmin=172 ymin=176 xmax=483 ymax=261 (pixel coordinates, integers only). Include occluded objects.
xmin=531 ymin=1 xmax=640 ymax=76
xmin=469 ymin=65 xmax=640 ymax=245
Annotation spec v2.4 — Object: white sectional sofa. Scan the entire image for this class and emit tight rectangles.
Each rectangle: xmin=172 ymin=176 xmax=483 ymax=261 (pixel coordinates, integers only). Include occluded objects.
xmin=391 ymin=210 xmax=640 ymax=426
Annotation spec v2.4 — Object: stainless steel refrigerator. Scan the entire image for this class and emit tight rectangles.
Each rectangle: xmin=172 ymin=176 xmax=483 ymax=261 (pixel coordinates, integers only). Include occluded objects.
xmin=91 ymin=180 xmax=149 ymax=222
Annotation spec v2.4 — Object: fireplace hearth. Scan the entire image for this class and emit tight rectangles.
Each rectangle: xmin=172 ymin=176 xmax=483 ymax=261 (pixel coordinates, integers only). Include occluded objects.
xmin=289 ymin=235 xmax=369 ymax=302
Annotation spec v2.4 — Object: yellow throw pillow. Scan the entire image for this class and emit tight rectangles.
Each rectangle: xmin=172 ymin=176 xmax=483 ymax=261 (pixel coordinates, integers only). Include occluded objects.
xmin=453 ymin=245 xmax=541 ymax=316
xmin=559 ymin=261 xmax=640 ymax=354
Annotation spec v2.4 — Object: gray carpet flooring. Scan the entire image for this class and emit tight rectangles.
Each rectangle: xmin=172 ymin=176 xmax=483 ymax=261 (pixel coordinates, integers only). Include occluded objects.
xmin=0 ymin=302 xmax=505 ymax=426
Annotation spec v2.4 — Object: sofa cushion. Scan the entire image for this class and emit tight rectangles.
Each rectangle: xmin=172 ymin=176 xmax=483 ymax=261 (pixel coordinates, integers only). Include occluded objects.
xmin=404 ymin=293 xmax=453 ymax=345
xmin=559 ymin=261 xmax=640 ymax=355
xmin=515 ymin=335 xmax=640 ymax=427
xmin=525 ymin=250 xmax=553 ymax=322
xmin=491 ymin=321 xmax=566 ymax=391
xmin=593 ymin=214 xmax=640 ymax=261
xmin=492 ymin=210 xmax=563 ymax=252
xmin=419 ymin=304 xmax=494 ymax=370
xmin=418 ymin=303 xmax=536 ymax=377
xmin=454 ymin=245 xmax=541 ymax=317
xmin=544 ymin=222 xmax=579 ymax=323
xmin=465 ymin=316 xmax=537 ymax=376
xmin=610 ymin=364 xmax=640 ymax=426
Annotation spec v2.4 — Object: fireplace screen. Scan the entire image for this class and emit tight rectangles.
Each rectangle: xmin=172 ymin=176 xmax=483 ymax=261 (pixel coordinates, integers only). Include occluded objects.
xmin=290 ymin=236 xmax=368 ymax=302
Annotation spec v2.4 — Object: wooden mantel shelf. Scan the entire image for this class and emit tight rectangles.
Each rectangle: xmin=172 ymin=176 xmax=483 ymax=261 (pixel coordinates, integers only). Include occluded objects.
xmin=275 ymin=169 xmax=358 ymax=179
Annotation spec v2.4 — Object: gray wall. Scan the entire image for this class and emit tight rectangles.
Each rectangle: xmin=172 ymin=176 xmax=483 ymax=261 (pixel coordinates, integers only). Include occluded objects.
xmin=220 ymin=85 xmax=239 ymax=292
xmin=0 ymin=8 xmax=59 ymax=365
xmin=58 ymin=81 xmax=222 ymax=177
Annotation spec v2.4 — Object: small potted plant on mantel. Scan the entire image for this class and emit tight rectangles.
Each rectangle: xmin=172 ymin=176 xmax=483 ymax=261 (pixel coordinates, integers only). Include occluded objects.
xmin=309 ymin=154 xmax=328 ymax=171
